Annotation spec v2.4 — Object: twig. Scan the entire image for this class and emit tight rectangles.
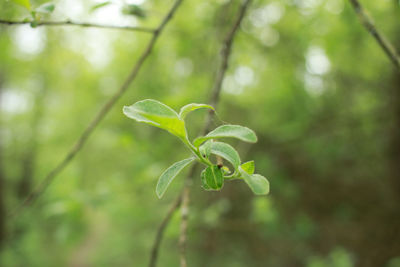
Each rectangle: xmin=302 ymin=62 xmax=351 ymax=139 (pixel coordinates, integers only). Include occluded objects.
xmin=347 ymin=0 xmax=400 ymax=69
xmin=179 ymin=1 xmax=252 ymax=266
xmin=0 ymin=19 xmax=155 ymax=33
xmin=147 ymin=164 xmax=197 ymax=267
xmin=7 ymin=0 xmax=184 ymax=218
xmin=148 ymin=194 xmax=183 ymax=267
xmin=204 ymin=0 xmax=252 ymax=131
xmin=178 ymin=164 xmax=197 ymax=267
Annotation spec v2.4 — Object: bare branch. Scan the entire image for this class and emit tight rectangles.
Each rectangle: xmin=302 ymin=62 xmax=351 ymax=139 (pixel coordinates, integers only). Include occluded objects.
xmin=7 ymin=0 xmax=184 ymax=218
xmin=179 ymin=0 xmax=252 ymax=266
xmin=347 ymin=0 xmax=400 ymax=69
xmin=0 ymin=19 xmax=155 ymax=33
xmin=179 ymin=176 xmax=191 ymax=267
xmin=148 ymin=194 xmax=183 ymax=267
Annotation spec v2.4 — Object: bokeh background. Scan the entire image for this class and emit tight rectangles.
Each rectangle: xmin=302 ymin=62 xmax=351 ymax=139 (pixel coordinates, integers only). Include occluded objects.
xmin=1 ymin=0 xmax=400 ymax=266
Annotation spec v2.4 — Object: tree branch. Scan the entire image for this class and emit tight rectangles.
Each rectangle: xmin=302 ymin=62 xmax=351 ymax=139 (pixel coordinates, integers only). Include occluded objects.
xmin=178 ymin=170 xmax=192 ymax=267
xmin=179 ymin=0 xmax=252 ymax=266
xmin=148 ymin=193 xmax=183 ymax=267
xmin=347 ymin=0 xmax=400 ymax=69
xmin=7 ymin=0 xmax=184 ymax=218
xmin=0 ymin=19 xmax=155 ymax=33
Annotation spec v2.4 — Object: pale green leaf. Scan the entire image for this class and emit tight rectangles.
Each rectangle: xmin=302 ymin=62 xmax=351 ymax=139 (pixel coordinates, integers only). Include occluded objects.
xmin=239 ymin=167 xmax=270 ymax=195
xmin=208 ymin=141 xmax=241 ymax=170
xmin=30 ymin=20 xmax=38 ymax=28
xmin=122 ymin=4 xmax=146 ymax=18
xmin=156 ymin=157 xmax=195 ymax=198
xmin=90 ymin=1 xmax=111 ymax=12
xmin=123 ymin=99 xmax=186 ymax=139
xmin=12 ymin=0 xmax=31 ymax=10
xmin=193 ymin=125 xmax=257 ymax=147
xmin=179 ymin=103 xmax=214 ymax=120
xmin=35 ymin=2 xmax=55 ymax=14
xmin=201 ymin=165 xmax=224 ymax=190
xmin=199 ymin=140 xmax=212 ymax=159
xmin=241 ymin=160 xmax=255 ymax=174
xmin=200 ymin=169 xmax=211 ymax=190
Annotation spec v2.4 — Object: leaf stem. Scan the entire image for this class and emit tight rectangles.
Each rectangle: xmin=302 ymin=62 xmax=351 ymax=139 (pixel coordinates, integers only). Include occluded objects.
xmin=182 ymin=138 xmax=212 ymax=166
xmin=223 ymin=172 xmax=242 ymax=180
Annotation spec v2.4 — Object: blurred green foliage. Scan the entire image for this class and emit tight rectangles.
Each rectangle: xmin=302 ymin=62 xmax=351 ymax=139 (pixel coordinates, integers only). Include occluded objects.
xmin=1 ymin=0 xmax=400 ymax=266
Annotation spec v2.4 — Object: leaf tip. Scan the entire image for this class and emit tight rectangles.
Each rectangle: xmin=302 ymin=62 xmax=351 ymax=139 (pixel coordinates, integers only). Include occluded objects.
xmin=122 ymin=105 xmax=130 ymax=115
xmin=248 ymin=129 xmax=258 ymax=143
xmin=155 ymin=183 xmax=164 ymax=199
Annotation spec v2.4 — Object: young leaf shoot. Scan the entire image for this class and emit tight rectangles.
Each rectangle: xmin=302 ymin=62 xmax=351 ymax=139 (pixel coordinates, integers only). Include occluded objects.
xmin=123 ymin=99 xmax=269 ymax=197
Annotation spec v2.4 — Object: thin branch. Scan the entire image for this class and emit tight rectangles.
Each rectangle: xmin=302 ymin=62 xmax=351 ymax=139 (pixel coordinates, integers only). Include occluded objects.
xmin=204 ymin=0 xmax=252 ymax=131
xmin=179 ymin=176 xmax=191 ymax=267
xmin=148 ymin=194 xmax=183 ymax=267
xmin=179 ymin=0 xmax=252 ymax=266
xmin=0 ymin=19 xmax=155 ymax=33
xmin=7 ymin=0 xmax=184 ymax=218
xmin=347 ymin=0 xmax=400 ymax=69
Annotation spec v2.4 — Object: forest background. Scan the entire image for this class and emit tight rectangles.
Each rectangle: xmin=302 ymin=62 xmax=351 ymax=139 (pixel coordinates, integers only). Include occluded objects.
xmin=1 ymin=0 xmax=400 ymax=266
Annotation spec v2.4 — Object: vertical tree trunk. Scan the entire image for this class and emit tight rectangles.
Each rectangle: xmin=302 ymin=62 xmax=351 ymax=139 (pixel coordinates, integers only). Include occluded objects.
xmin=0 ymin=164 xmax=5 ymax=250
xmin=0 ymin=168 xmax=4 ymax=250
xmin=380 ymin=22 xmax=400 ymax=266
xmin=359 ymin=31 xmax=400 ymax=265
xmin=17 ymin=86 xmax=46 ymax=200
xmin=383 ymin=70 xmax=400 ymax=265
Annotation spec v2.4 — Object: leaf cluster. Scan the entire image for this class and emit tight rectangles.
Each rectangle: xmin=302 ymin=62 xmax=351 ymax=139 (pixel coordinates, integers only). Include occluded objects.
xmin=123 ymin=99 xmax=270 ymax=198
xmin=10 ymin=0 xmax=146 ymax=27
xmin=11 ymin=0 xmax=55 ymax=26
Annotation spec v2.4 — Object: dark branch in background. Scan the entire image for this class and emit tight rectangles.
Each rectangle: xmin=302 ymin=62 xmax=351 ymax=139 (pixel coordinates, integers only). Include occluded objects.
xmin=147 ymin=164 xmax=196 ymax=267
xmin=0 ymin=76 xmax=6 ymax=249
xmin=178 ymin=170 xmax=192 ymax=267
xmin=148 ymin=193 xmax=183 ymax=267
xmin=0 ymin=19 xmax=155 ymax=33
xmin=17 ymin=87 xmax=47 ymax=200
xmin=347 ymin=0 xmax=400 ymax=69
xmin=7 ymin=0 xmax=184 ymax=218
xmin=204 ymin=0 xmax=252 ymax=132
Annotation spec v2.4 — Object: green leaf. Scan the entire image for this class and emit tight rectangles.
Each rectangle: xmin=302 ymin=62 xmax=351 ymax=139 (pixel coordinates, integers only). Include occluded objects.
xmin=193 ymin=125 xmax=257 ymax=147
xmin=156 ymin=157 xmax=195 ymax=198
xmin=123 ymin=99 xmax=187 ymax=139
xmin=30 ymin=20 xmax=38 ymax=28
xmin=200 ymin=169 xmax=211 ymax=190
xmin=207 ymin=141 xmax=241 ymax=170
xmin=179 ymin=103 xmax=214 ymax=120
xmin=241 ymin=160 xmax=255 ymax=174
xmin=199 ymin=140 xmax=212 ymax=159
xmin=12 ymin=0 xmax=31 ymax=10
xmin=35 ymin=2 xmax=55 ymax=14
xmin=90 ymin=1 xmax=111 ymax=12
xmin=201 ymin=165 xmax=224 ymax=190
xmin=239 ymin=167 xmax=269 ymax=195
xmin=122 ymin=4 xmax=147 ymax=19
